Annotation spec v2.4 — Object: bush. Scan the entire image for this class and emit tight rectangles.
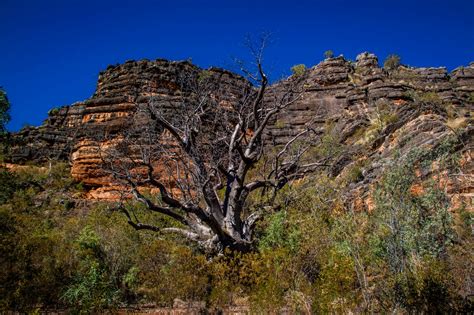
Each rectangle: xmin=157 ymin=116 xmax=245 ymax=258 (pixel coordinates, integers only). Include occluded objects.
xmin=0 ymin=146 xmax=470 ymax=312
xmin=0 ymin=163 xmax=140 ymax=312
xmin=61 ymin=226 xmax=121 ymax=313
xmin=0 ymin=88 xmax=10 ymax=134
xmin=258 ymin=211 xmax=300 ymax=253
xmin=355 ymin=99 xmax=398 ymax=146
xmin=384 ymin=54 xmax=401 ymax=71
xmin=197 ymin=70 xmax=212 ymax=83
xmin=290 ymin=64 xmax=306 ymax=77
xmin=136 ymin=240 xmax=209 ymax=306
xmin=324 ymin=50 xmax=334 ymax=59
xmin=48 ymin=107 xmax=60 ymax=116
xmin=389 ymin=259 xmax=453 ymax=313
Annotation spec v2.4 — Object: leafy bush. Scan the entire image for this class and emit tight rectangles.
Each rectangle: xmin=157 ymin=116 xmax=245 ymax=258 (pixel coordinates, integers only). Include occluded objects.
xmin=384 ymin=54 xmax=401 ymax=71
xmin=324 ymin=50 xmax=334 ymax=59
xmin=290 ymin=64 xmax=306 ymax=77
xmin=373 ymin=159 xmax=455 ymax=272
xmin=367 ymin=148 xmax=459 ymax=311
xmin=48 ymin=107 xmax=60 ymax=116
xmin=356 ymin=99 xmax=398 ymax=146
xmin=0 ymin=163 xmax=140 ymax=312
xmin=258 ymin=211 xmax=300 ymax=253
xmin=61 ymin=226 xmax=120 ymax=313
xmin=0 ymin=144 xmax=471 ymax=312
xmin=0 ymin=88 xmax=10 ymax=134
xmin=197 ymin=70 xmax=212 ymax=83
xmin=136 ymin=240 xmax=209 ymax=306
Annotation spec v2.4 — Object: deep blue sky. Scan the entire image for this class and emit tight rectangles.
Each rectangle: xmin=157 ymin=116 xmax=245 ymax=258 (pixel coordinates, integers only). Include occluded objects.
xmin=1 ymin=0 xmax=473 ymax=131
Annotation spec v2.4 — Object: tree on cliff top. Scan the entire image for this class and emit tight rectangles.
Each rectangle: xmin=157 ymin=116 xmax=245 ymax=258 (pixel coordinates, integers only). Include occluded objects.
xmin=99 ymin=37 xmax=327 ymax=253
xmin=0 ymin=88 xmax=11 ymax=134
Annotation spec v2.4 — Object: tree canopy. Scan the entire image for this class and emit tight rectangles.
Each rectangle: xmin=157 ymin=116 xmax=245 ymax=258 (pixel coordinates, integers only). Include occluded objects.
xmin=0 ymin=88 xmax=11 ymax=133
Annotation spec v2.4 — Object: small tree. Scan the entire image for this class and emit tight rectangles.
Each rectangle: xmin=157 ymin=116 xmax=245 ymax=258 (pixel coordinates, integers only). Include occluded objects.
xmin=384 ymin=54 xmax=401 ymax=71
xmin=99 ymin=37 xmax=326 ymax=254
xmin=290 ymin=64 xmax=306 ymax=77
xmin=324 ymin=50 xmax=334 ymax=59
xmin=0 ymin=87 xmax=11 ymax=134
xmin=373 ymin=145 xmax=456 ymax=262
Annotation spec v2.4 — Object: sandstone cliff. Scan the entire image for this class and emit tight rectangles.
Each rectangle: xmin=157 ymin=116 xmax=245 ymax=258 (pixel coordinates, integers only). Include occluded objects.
xmin=5 ymin=53 xmax=473 ymax=208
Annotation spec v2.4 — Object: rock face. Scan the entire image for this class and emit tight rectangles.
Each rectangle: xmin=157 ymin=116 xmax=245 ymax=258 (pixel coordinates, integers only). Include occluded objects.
xmin=6 ymin=59 xmax=250 ymax=197
xmin=68 ymin=60 xmax=249 ymax=196
xmin=5 ymin=54 xmax=474 ymax=206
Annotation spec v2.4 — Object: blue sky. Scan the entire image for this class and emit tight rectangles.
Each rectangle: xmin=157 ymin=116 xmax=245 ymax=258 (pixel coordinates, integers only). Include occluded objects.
xmin=1 ymin=0 xmax=473 ymax=131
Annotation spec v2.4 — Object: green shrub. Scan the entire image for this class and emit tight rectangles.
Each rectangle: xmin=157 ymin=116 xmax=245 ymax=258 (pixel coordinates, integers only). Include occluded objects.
xmin=345 ymin=162 xmax=364 ymax=184
xmin=384 ymin=54 xmax=401 ymax=71
xmin=197 ymin=70 xmax=212 ymax=83
xmin=0 ymin=169 xmax=19 ymax=203
xmin=367 ymin=148 xmax=458 ymax=310
xmin=324 ymin=50 xmax=334 ymax=59
xmin=48 ymin=107 xmax=60 ymax=116
xmin=310 ymin=122 xmax=344 ymax=158
xmin=416 ymin=91 xmax=442 ymax=104
xmin=291 ymin=64 xmax=306 ymax=77
xmin=62 ymin=261 xmax=120 ymax=313
xmin=0 ymin=142 xmax=470 ymax=312
xmin=355 ymin=99 xmax=399 ymax=146
xmin=137 ymin=240 xmax=209 ymax=306
xmin=61 ymin=226 xmax=121 ymax=313
xmin=258 ymin=211 xmax=300 ymax=253
xmin=274 ymin=119 xmax=285 ymax=129
xmin=0 ymin=88 xmax=10 ymax=134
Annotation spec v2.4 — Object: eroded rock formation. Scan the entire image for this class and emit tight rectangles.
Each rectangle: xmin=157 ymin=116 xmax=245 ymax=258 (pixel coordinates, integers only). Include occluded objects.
xmin=5 ymin=54 xmax=473 ymax=207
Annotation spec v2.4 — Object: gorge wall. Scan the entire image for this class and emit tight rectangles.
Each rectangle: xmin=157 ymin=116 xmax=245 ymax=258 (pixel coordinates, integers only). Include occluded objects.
xmin=5 ymin=53 xmax=474 ymax=208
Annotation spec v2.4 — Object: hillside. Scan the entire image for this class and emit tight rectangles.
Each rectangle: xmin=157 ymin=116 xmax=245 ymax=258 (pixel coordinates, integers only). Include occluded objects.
xmin=5 ymin=53 xmax=473 ymax=206
xmin=1 ymin=52 xmax=473 ymax=313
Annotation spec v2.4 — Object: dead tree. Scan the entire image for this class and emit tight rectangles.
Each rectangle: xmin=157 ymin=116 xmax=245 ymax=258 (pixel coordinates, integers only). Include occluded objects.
xmin=100 ymin=40 xmax=327 ymax=253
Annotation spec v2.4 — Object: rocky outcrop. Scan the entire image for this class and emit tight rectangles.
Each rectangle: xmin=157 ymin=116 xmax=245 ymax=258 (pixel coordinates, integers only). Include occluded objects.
xmin=6 ymin=59 xmax=250 ymax=197
xmin=276 ymin=53 xmax=472 ymax=210
xmin=5 ymin=105 xmax=83 ymax=162
xmin=5 ymin=53 xmax=473 ymax=205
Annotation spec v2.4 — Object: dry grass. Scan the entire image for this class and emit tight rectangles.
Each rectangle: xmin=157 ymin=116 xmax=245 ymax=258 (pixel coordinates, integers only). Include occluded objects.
xmin=446 ymin=117 xmax=467 ymax=131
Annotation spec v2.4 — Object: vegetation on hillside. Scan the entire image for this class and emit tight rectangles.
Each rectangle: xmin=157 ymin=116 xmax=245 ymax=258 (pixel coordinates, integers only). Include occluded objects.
xmin=290 ymin=64 xmax=306 ymax=77
xmin=0 ymin=135 xmax=472 ymax=312
xmin=324 ymin=50 xmax=334 ymax=59
xmin=0 ymin=88 xmax=11 ymax=134
xmin=384 ymin=54 xmax=401 ymax=71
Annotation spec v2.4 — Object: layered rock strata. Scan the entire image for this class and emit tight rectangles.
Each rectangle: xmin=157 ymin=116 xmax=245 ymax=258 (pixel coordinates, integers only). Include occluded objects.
xmin=5 ymin=54 xmax=473 ymax=206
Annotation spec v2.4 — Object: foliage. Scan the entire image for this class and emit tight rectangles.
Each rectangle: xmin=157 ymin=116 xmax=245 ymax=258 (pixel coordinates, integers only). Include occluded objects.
xmin=324 ymin=50 xmax=334 ymax=59
xmin=311 ymin=121 xmax=344 ymax=158
xmin=344 ymin=160 xmax=365 ymax=184
xmin=48 ymin=107 xmax=60 ymax=116
xmin=197 ymin=70 xmax=212 ymax=82
xmin=468 ymin=92 xmax=474 ymax=103
xmin=0 ymin=88 xmax=11 ymax=134
xmin=274 ymin=119 xmax=285 ymax=129
xmin=356 ymin=99 xmax=398 ymax=146
xmin=365 ymin=143 xmax=467 ymax=312
xmin=136 ymin=240 xmax=209 ymax=306
xmin=61 ymin=226 xmax=120 ymax=313
xmin=384 ymin=54 xmax=401 ymax=71
xmin=0 ymin=164 xmax=141 ymax=312
xmin=258 ymin=210 xmax=300 ymax=253
xmin=0 ymin=137 xmax=472 ymax=312
xmin=411 ymin=90 xmax=461 ymax=119
xmin=373 ymin=162 xmax=455 ymax=272
xmin=0 ymin=164 xmax=75 ymax=311
xmin=290 ymin=64 xmax=306 ymax=77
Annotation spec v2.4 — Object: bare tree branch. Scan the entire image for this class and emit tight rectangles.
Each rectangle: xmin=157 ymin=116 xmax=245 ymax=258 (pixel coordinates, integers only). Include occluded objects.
xmin=97 ymin=37 xmax=327 ymax=253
